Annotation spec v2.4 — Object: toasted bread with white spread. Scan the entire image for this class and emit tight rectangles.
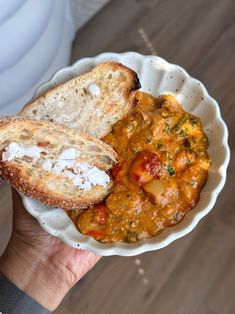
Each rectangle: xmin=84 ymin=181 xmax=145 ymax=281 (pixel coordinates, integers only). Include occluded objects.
xmin=19 ymin=62 xmax=141 ymax=139
xmin=0 ymin=117 xmax=117 ymax=210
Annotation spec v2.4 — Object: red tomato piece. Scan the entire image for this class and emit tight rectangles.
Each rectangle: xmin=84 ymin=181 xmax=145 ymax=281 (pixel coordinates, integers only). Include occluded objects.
xmin=111 ymin=162 xmax=124 ymax=181
xmin=87 ymin=230 xmax=106 ymax=238
xmin=94 ymin=203 xmax=107 ymax=225
xmin=129 ymin=151 xmax=162 ymax=185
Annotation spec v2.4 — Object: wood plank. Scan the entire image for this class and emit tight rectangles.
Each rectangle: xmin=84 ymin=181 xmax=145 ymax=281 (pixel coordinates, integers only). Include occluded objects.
xmin=0 ymin=182 xmax=12 ymax=255
xmin=71 ymin=0 xmax=149 ymax=60
xmin=61 ymin=0 xmax=235 ymax=313
xmin=204 ymin=250 xmax=235 ymax=314
xmin=0 ymin=0 xmax=233 ymax=313
xmin=145 ymin=218 xmax=235 ymax=314
xmin=192 ymin=303 xmax=218 ymax=314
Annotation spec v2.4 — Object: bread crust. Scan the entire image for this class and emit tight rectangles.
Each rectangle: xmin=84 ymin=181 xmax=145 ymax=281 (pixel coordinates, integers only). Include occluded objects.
xmin=19 ymin=62 xmax=141 ymax=139
xmin=0 ymin=117 xmax=117 ymax=209
xmin=0 ymin=116 xmax=117 ymax=164
xmin=0 ymin=164 xmax=112 ymax=210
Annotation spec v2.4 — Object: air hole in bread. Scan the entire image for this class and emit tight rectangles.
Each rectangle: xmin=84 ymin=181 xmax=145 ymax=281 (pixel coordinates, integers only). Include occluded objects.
xmin=1 ymin=140 xmax=10 ymax=148
xmin=100 ymin=155 xmax=113 ymax=165
xmin=19 ymin=129 xmax=31 ymax=140
xmin=22 ymin=156 xmax=34 ymax=162
xmin=76 ymin=141 xmax=84 ymax=146
xmin=107 ymin=73 xmax=112 ymax=79
xmin=83 ymin=87 xmax=88 ymax=95
xmin=86 ymin=145 xmax=102 ymax=153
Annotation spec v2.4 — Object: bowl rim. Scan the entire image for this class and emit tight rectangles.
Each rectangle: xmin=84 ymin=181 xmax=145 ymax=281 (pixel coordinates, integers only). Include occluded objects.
xmin=22 ymin=51 xmax=230 ymax=256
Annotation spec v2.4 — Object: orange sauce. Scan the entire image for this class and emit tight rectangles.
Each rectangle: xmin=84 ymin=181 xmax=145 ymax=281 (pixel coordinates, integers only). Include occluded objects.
xmin=69 ymin=92 xmax=210 ymax=243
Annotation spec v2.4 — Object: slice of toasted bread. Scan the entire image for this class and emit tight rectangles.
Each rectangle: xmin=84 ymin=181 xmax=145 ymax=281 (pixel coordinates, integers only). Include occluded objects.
xmin=19 ymin=62 xmax=141 ymax=139
xmin=0 ymin=117 xmax=117 ymax=210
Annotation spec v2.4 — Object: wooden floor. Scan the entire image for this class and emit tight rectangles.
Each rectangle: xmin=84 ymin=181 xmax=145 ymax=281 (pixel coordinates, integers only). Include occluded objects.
xmin=0 ymin=0 xmax=234 ymax=313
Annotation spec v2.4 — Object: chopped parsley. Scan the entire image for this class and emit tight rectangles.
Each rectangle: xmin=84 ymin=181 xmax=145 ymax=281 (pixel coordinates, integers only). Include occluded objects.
xmin=127 ymin=230 xmax=139 ymax=238
xmin=184 ymin=128 xmax=190 ymax=136
xmin=189 ymin=117 xmax=198 ymax=126
xmin=132 ymin=147 xmax=140 ymax=153
xmin=201 ymin=135 xmax=209 ymax=145
xmin=157 ymin=142 xmax=164 ymax=150
xmin=160 ymin=99 xmax=167 ymax=107
xmin=145 ymin=138 xmax=152 ymax=144
xmin=167 ymin=165 xmax=175 ymax=176
xmin=171 ymin=116 xmax=187 ymax=133
xmin=165 ymin=121 xmax=171 ymax=134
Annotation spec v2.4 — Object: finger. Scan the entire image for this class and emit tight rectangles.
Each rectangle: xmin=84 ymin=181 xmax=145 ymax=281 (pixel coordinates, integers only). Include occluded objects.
xmin=71 ymin=250 xmax=102 ymax=281
xmin=12 ymin=188 xmax=34 ymax=221
xmin=11 ymin=188 xmax=45 ymax=235
xmin=12 ymin=188 xmax=29 ymax=213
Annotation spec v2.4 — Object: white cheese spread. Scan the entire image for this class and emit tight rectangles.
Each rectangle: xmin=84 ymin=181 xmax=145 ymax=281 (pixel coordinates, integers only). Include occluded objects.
xmin=42 ymin=159 xmax=53 ymax=172
xmin=50 ymin=157 xmax=110 ymax=190
xmin=88 ymin=82 xmax=101 ymax=96
xmin=59 ymin=148 xmax=78 ymax=160
xmin=2 ymin=143 xmax=110 ymax=190
xmin=95 ymin=109 xmax=102 ymax=117
xmin=2 ymin=142 xmax=44 ymax=161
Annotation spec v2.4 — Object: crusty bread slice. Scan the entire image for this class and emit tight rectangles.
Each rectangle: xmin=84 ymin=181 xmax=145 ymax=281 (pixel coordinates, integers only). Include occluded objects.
xmin=19 ymin=62 xmax=141 ymax=139
xmin=0 ymin=117 xmax=117 ymax=210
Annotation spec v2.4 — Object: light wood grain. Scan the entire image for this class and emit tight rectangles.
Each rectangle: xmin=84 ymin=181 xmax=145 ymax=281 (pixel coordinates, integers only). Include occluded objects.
xmin=0 ymin=181 xmax=12 ymax=254
xmin=66 ymin=0 xmax=235 ymax=313
xmin=0 ymin=0 xmax=234 ymax=313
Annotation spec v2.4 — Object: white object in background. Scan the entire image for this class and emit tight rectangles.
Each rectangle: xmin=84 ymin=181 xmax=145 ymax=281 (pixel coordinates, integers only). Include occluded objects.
xmin=22 ymin=52 xmax=230 ymax=256
xmin=0 ymin=0 xmax=75 ymax=115
xmin=0 ymin=0 xmax=25 ymax=24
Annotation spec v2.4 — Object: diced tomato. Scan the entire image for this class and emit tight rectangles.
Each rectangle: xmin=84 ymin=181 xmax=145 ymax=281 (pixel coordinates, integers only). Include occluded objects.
xmin=87 ymin=230 xmax=106 ymax=238
xmin=94 ymin=203 xmax=107 ymax=225
xmin=111 ymin=163 xmax=124 ymax=181
xmin=129 ymin=151 xmax=162 ymax=185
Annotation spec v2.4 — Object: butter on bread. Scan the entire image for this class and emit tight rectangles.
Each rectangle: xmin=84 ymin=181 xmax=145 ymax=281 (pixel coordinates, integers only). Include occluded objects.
xmin=19 ymin=62 xmax=141 ymax=139
xmin=0 ymin=117 xmax=117 ymax=210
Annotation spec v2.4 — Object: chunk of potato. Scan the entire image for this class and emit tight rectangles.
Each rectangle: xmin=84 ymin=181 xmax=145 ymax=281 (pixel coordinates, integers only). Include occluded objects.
xmin=158 ymin=94 xmax=183 ymax=113
xmin=143 ymin=179 xmax=166 ymax=203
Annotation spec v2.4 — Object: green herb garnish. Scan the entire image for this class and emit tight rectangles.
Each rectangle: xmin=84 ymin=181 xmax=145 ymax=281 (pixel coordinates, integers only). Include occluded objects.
xmin=157 ymin=142 xmax=164 ymax=150
xmin=171 ymin=116 xmax=187 ymax=133
xmin=160 ymin=99 xmax=167 ymax=107
xmin=132 ymin=147 xmax=140 ymax=153
xmin=165 ymin=121 xmax=171 ymax=134
xmin=127 ymin=230 xmax=139 ymax=237
xmin=167 ymin=165 xmax=175 ymax=176
xmin=145 ymin=138 xmax=152 ymax=144
xmin=201 ymin=135 xmax=209 ymax=146
xmin=189 ymin=117 xmax=198 ymax=126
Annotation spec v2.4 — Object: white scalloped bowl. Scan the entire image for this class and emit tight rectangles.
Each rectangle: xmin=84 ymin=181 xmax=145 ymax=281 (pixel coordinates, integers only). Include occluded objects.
xmin=21 ymin=52 xmax=230 ymax=256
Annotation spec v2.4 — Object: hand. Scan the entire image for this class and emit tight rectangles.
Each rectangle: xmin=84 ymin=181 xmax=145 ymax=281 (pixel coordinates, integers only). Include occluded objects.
xmin=0 ymin=189 xmax=101 ymax=311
